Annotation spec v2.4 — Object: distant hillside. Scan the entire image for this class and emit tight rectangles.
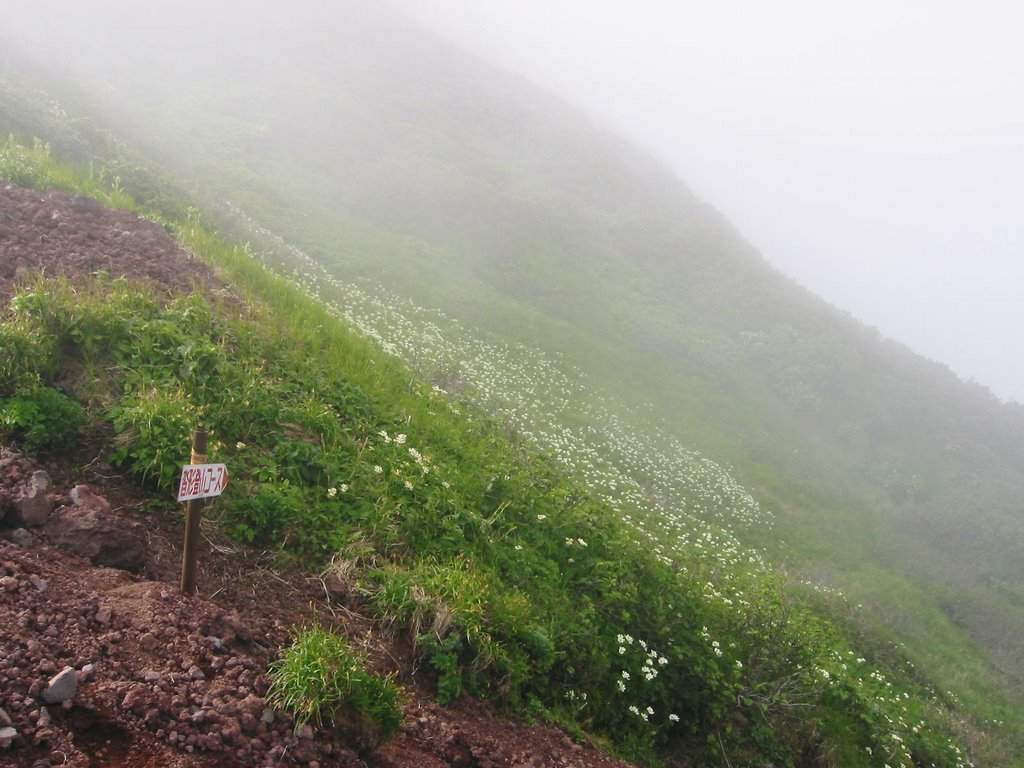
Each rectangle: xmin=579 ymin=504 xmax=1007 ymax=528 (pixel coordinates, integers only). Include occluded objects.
xmin=2 ymin=2 xmax=1023 ymax=762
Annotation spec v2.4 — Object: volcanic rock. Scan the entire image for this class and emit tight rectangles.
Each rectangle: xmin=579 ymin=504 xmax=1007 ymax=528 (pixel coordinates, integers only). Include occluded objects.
xmin=45 ymin=501 xmax=146 ymax=572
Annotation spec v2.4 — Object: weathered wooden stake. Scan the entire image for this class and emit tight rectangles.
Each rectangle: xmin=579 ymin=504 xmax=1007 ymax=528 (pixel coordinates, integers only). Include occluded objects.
xmin=180 ymin=427 xmax=208 ymax=594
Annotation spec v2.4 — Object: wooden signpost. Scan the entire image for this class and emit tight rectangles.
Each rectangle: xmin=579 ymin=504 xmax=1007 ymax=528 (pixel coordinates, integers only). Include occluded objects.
xmin=177 ymin=428 xmax=229 ymax=594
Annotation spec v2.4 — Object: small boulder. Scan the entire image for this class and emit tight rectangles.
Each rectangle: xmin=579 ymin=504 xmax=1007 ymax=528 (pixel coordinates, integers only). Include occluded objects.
xmin=15 ymin=486 xmax=52 ymax=527
xmin=7 ymin=528 xmax=33 ymax=547
xmin=41 ymin=666 xmax=77 ymax=705
xmin=77 ymin=664 xmax=95 ymax=684
xmin=30 ymin=470 xmax=51 ymax=492
xmin=28 ymin=574 xmax=48 ymax=592
xmin=0 ymin=726 xmax=17 ymax=749
xmin=69 ymin=485 xmax=112 ymax=514
xmin=45 ymin=504 xmax=146 ymax=573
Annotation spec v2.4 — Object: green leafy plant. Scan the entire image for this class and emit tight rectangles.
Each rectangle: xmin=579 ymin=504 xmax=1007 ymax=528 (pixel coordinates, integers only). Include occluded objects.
xmin=266 ymin=624 xmax=402 ymax=748
xmin=419 ymin=633 xmax=465 ymax=704
xmin=0 ymin=386 xmax=85 ymax=454
xmin=108 ymin=386 xmax=201 ymax=488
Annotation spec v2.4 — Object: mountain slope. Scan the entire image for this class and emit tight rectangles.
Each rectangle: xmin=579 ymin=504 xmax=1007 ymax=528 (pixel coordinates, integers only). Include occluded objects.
xmin=2 ymin=3 xmax=1023 ymax=762
xmin=4 ymin=142 xmax=985 ymax=766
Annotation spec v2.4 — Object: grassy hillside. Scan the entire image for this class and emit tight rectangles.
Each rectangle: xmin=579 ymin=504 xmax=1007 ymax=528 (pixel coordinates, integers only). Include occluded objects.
xmin=2 ymin=4 xmax=1023 ymax=761
xmin=0 ymin=136 xmax=977 ymax=767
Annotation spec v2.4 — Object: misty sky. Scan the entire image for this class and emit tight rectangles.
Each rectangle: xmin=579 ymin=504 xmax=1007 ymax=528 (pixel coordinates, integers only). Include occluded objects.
xmin=400 ymin=0 xmax=1024 ymax=403
xmin=4 ymin=1 xmax=1022 ymax=401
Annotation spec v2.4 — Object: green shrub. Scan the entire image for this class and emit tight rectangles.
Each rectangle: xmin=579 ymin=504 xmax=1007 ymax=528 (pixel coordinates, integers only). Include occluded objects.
xmin=0 ymin=324 xmax=54 ymax=395
xmin=0 ymin=135 xmax=51 ymax=186
xmin=418 ymin=633 xmax=465 ymax=704
xmin=267 ymin=624 xmax=402 ymax=748
xmin=108 ymin=386 xmax=201 ymax=488
xmin=0 ymin=386 xmax=85 ymax=454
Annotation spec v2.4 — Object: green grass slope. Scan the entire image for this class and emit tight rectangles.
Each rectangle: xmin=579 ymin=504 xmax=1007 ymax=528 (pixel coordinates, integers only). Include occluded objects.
xmin=0 ymin=137 xmax=980 ymax=767
xmin=1 ymin=3 xmax=1022 ymax=760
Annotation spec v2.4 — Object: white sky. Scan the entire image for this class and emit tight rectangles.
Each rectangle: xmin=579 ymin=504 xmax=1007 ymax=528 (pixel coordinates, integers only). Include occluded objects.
xmin=399 ymin=0 xmax=1024 ymax=403
xmin=5 ymin=1 xmax=1022 ymax=400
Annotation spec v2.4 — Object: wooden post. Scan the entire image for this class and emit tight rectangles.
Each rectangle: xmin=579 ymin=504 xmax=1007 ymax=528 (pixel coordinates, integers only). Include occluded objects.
xmin=180 ymin=427 xmax=208 ymax=594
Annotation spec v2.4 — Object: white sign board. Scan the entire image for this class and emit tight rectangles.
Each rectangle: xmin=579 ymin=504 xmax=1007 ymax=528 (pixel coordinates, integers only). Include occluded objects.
xmin=177 ymin=463 xmax=229 ymax=502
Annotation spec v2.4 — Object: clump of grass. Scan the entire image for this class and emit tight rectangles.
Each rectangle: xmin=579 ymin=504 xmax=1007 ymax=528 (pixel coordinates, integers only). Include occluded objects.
xmin=266 ymin=624 xmax=402 ymax=748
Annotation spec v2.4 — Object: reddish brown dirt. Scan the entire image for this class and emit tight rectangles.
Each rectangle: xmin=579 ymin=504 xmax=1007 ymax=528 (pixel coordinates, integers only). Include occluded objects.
xmin=0 ymin=183 xmax=632 ymax=768
xmin=0 ymin=184 xmax=222 ymax=305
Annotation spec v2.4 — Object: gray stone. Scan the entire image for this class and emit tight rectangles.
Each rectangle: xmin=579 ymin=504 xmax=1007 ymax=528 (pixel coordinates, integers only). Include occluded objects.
xmin=28 ymin=574 xmax=48 ymax=592
xmin=77 ymin=664 xmax=95 ymax=684
xmin=41 ymin=666 xmax=78 ymax=704
xmin=0 ymin=707 xmax=12 ymax=727
xmin=69 ymin=485 xmax=111 ymax=514
xmin=0 ymin=726 xmax=16 ymax=749
xmin=8 ymin=528 xmax=33 ymax=547
xmin=16 ymin=486 xmax=52 ymax=527
xmin=30 ymin=470 xmax=51 ymax=492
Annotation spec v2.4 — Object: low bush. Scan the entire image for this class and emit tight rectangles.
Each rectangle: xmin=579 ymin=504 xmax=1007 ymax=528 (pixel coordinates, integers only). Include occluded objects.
xmin=266 ymin=624 xmax=402 ymax=749
xmin=0 ymin=385 xmax=85 ymax=454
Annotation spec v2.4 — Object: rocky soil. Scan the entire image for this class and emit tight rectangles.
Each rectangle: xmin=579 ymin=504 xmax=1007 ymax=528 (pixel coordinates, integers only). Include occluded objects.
xmin=0 ymin=183 xmax=631 ymax=768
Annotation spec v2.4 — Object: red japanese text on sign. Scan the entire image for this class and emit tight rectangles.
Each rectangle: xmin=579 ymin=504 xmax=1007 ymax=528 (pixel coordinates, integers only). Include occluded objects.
xmin=176 ymin=463 xmax=229 ymax=502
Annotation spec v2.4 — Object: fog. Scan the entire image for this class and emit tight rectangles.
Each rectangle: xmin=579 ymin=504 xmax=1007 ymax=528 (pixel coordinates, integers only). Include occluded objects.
xmin=399 ymin=0 xmax=1024 ymax=403
xmin=4 ymin=1 xmax=1023 ymax=402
